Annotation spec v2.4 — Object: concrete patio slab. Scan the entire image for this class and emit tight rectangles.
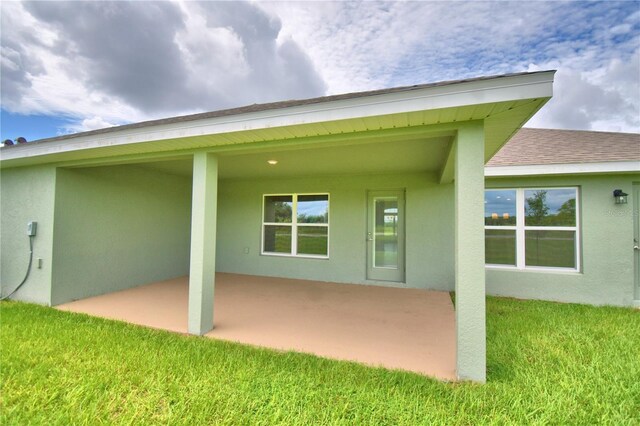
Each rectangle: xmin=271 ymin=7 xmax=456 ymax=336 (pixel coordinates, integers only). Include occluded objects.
xmin=56 ymin=273 xmax=456 ymax=380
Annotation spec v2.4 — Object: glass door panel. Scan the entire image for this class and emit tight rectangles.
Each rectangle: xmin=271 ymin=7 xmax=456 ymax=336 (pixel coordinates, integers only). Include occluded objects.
xmin=374 ymin=198 xmax=399 ymax=268
xmin=367 ymin=190 xmax=405 ymax=282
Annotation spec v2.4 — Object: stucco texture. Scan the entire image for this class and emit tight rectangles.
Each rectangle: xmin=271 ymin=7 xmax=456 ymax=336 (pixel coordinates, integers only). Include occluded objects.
xmin=3 ymin=162 xmax=637 ymax=308
xmin=0 ymin=165 xmax=57 ymax=304
xmin=216 ymin=172 xmax=455 ymax=290
xmin=50 ymin=165 xmax=192 ymax=305
xmin=454 ymin=123 xmax=487 ymax=382
xmin=486 ymin=174 xmax=639 ymax=306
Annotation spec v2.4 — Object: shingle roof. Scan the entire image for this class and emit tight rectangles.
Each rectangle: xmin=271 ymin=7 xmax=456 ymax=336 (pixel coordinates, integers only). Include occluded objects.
xmin=487 ymin=128 xmax=640 ymax=166
xmin=3 ymin=71 xmax=548 ymax=146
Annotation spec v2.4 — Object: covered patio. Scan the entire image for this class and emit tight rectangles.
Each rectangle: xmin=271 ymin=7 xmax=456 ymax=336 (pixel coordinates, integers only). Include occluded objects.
xmin=1 ymin=71 xmax=556 ymax=383
xmin=57 ymin=273 xmax=457 ymax=380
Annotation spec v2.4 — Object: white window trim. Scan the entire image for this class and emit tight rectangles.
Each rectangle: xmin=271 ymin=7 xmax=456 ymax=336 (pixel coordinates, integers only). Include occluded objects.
xmin=261 ymin=193 xmax=330 ymax=259
xmin=485 ymin=187 xmax=580 ymax=272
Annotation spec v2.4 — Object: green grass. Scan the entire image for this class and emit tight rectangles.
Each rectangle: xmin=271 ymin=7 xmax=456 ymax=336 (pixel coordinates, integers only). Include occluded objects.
xmin=1 ymin=298 xmax=639 ymax=425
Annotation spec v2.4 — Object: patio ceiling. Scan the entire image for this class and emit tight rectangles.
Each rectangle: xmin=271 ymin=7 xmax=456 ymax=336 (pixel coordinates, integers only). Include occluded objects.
xmin=135 ymin=133 xmax=451 ymax=179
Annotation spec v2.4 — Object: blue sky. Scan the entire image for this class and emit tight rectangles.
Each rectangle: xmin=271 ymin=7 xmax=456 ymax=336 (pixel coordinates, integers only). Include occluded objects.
xmin=0 ymin=110 xmax=76 ymax=142
xmin=297 ymin=200 xmax=328 ymax=220
xmin=1 ymin=1 xmax=638 ymax=143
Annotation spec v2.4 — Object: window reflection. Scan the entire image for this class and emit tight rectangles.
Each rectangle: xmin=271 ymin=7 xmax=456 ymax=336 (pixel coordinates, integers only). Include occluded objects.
xmin=297 ymin=195 xmax=328 ymax=223
xmin=263 ymin=225 xmax=292 ymax=253
xmin=264 ymin=196 xmax=292 ymax=223
xmin=485 ymin=190 xmax=517 ymax=226
xmin=525 ymin=189 xmax=576 ymax=226
xmin=525 ymin=230 xmax=576 ymax=268
xmin=485 ymin=229 xmax=516 ymax=265
xmin=297 ymin=226 xmax=328 ymax=256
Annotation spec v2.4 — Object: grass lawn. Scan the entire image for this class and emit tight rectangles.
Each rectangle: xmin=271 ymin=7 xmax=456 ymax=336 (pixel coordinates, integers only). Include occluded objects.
xmin=1 ymin=298 xmax=639 ymax=425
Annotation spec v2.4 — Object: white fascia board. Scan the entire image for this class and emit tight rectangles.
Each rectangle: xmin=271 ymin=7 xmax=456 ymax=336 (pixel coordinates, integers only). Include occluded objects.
xmin=1 ymin=72 xmax=554 ymax=163
xmin=485 ymin=161 xmax=640 ymax=177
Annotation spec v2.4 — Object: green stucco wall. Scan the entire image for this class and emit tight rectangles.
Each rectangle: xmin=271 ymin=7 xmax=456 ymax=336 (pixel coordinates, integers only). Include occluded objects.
xmin=3 ymin=159 xmax=637 ymax=308
xmin=50 ymin=165 xmax=192 ymax=305
xmin=216 ymin=172 xmax=455 ymax=290
xmin=0 ymin=166 xmax=57 ymax=305
xmin=486 ymin=174 xmax=639 ymax=306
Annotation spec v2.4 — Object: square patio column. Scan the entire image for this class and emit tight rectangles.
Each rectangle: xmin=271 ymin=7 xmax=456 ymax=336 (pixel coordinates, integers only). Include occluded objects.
xmin=454 ymin=121 xmax=486 ymax=383
xmin=188 ymin=152 xmax=218 ymax=335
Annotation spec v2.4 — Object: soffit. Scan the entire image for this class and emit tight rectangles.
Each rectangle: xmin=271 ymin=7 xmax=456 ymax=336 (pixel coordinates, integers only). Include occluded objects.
xmin=1 ymin=71 xmax=554 ymax=169
xmin=2 ymin=99 xmax=546 ymax=170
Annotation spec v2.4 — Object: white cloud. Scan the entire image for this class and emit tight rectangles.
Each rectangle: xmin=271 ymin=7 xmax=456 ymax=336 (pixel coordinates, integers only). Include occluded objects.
xmin=1 ymin=0 xmax=638 ymax=135
xmin=259 ymin=1 xmax=640 ymax=132
xmin=610 ymin=24 xmax=632 ymax=36
xmin=175 ymin=7 xmax=250 ymax=95
xmin=525 ymin=44 xmax=640 ymax=132
xmin=1 ymin=1 xmax=144 ymax=125
xmin=1 ymin=46 xmax=22 ymax=72
xmin=76 ymin=116 xmax=118 ymax=132
xmin=1 ymin=0 xmax=326 ymax=133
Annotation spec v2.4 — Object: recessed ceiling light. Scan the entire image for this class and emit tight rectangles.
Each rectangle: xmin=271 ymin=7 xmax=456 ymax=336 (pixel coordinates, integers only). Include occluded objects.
xmin=267 ymin=160 xmax=278 ymax=165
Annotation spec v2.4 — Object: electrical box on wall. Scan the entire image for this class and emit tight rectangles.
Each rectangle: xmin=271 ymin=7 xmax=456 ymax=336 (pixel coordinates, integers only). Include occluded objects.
xmin=27 ymin=221 xmax=37 ymax=236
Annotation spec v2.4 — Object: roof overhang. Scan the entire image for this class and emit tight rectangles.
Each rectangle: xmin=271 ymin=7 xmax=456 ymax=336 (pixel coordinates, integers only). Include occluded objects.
xmin=0 ymin=71 xmax=555 ymax=169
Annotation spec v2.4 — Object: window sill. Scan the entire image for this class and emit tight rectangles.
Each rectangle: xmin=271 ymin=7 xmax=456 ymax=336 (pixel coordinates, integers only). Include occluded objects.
xmin=261 ymin=252 xmax=329 ymax=260
xmin=485 ymin=265 xmax=581 ymax=275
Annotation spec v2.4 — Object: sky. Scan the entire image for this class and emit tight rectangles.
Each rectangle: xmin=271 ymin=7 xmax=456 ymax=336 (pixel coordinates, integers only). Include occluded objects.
xmin=485 ymin=188 xmax=575 ymax=217
xmin=1 ymin=1 xmax=639 ymax=142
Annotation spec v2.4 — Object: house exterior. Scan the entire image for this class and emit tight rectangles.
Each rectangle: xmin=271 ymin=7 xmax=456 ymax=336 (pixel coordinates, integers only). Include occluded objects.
xmin=485 ymin=128 xmax=640 ymax=307
xmin=1 ymin=70 xmax=638 ymax=382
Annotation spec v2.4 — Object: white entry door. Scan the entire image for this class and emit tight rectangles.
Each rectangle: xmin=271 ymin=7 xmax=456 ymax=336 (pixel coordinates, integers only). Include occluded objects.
xmin=366 ymin=190 xmax=405 ymax=282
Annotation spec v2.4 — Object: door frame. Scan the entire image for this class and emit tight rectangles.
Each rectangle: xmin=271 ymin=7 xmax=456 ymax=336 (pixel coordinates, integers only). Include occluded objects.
xmin=366 ymin=189 xmax=406 ymax=283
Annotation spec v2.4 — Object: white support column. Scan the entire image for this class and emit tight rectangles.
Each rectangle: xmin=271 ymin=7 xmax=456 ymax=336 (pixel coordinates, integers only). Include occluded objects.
xmin=188 ymin=152 xmax=218 ymax=335
xmin=454 ymin=121 xmax=487 ymax=383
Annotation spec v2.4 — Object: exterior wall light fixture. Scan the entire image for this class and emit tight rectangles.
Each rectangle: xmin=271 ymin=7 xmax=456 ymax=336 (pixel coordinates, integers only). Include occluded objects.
xmin=613 ymin=189 xmax=628 ymax=205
